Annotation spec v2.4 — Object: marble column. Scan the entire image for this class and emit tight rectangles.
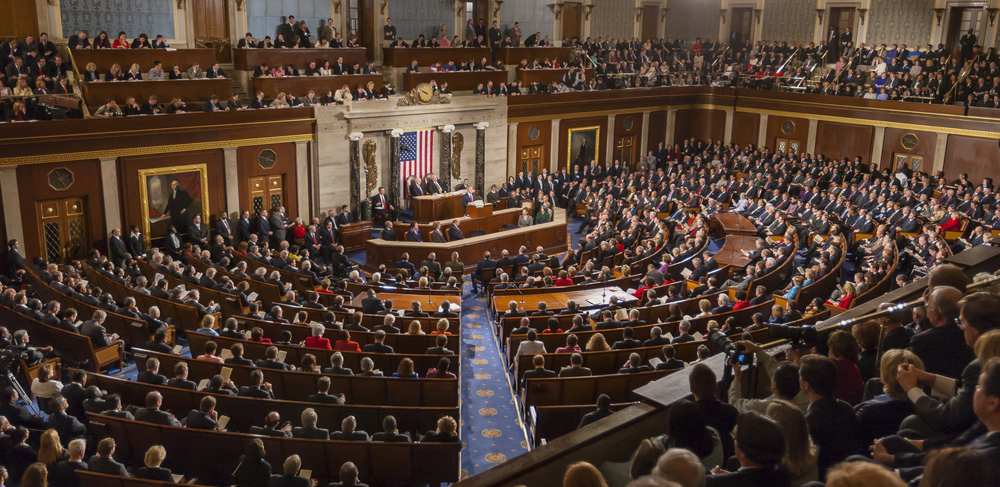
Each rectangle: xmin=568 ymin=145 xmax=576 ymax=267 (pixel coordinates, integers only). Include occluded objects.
xmin=605 ymin=114 xmax=616 ymax=164
xmin=474 ymin=122 xmax=489 ymax=196
xmin=870 ymin=127 xmax=886 ymax=170
xmin=806 ymin=120 xmax=819 ymax=154
xmin=349 ymin=132 xmax=364 ymax=219
xmin=295 ymin=141 xmax=309 ymax=218
xmin=640 ymin=112 xmax=651 ymax=157
xmin=0 ymin=166 xmax=23 ymax=246
xmin=390 ymin=129 xmax=404 ymax=206
xmin=223 ymin=147 xmax=239 ymax=218
xmin=757 ymin=114 xmax=769 ymax=148
xmin=507 ymin=122 xmax=518 ymax=177
xmin=550 ymin=119 xmax=561 ymax=173
xmin=440 ymin=125 xmax=455 ymax=191
xmin=665 ymin=110 xmax=677 ymax=146
xmin=723 ymin=110 xmax=734 ymax=145
xmin=99 ymin=157 xmax=122 ymax=233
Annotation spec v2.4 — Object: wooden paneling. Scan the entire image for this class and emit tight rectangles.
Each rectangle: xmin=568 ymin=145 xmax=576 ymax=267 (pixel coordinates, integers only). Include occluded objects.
xmin=516 ymin=120 xmax=552 ymax=177
xmin=763 ymin=114 xmax=809 ymax=151
xmin=0 ymin=0 xmax=39 ymax=39
xmin=192 ymin=0 xmax=229 ymax=39
xmin=402 ymin=71 xmax=508 ymax=91
xmin=558 ymin=116 xmax=610 ymax=172
xmin=732 ymin=112 xmax=759 ymax=147
xmin=944 ymin=135 xmax=1000 ymax=184
xmin=815 ymin=121 xmax=874 ymax=163
xmin=647 ymin=111 xmax=668 ymax=152
xmin=674 ymin=109 xmax=726 ymax=143
xmin=117 ymin=151 xmax=227 ymax=247
xmin=82 ymin=79 xmax=232 ymax=114
xmin=17 ymin=160 xmax=105 ymax=259
xmin=880 ymin=128 xmax=937 ymax=172
xmin=613 ymin=112 xmax=644 ymax=169
xmin=562 ymin=3 xmax=582 ymax=40
xmin=232 ymin=48 xmax=367 ymax=71
xmin=237 ymin=143 xmax=299 ymax=222
xmin=252 ymin=75 xmax=383 ymax=97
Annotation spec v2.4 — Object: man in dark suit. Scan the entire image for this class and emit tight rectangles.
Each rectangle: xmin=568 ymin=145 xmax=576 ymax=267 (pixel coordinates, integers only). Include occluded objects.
xmin=448 ymin=219 xmax=465 ymax=240
xmin=47 ymin=396 xmax=87 ymax=442
xmin=250 ymin=411 xmax=292 ymax=437
xmin=331 ymin=416 xmax=369 ymax=441
xmin=471 ymin=251 xmax=496 ymax=293
xmin=239 ymin=370 xmax=277 ymax=398
xmin=238 ymin=210 xmax=252 ymax=243
xmin=136 ymin=357 xmax=169 ymax=385
xmin=186 ymin=396 xmax=220 ymax=431
xmin=255 ymin=347 xmax=294 ymax=372
xmin=2 ymin=238 xmax=25 ymax=280
xmin=521 ymin=354 xmax=556 ymax=390
xmin=405 ymin=222 xmax=422 ymax=242
xmin=361 ymin=289 xmax=385 ymax=314
xmin=214 ymin=211 xmax=234 ymax=247
xmin=371 ymin=186 xmax=394 ymax=224
xmin=60 ymin=370 xmax=88 ymax=422
xmin=292 ymin=408 xmax=331 ymax=439
xmin=908 ymin=286 xmax=975 ymax=379
xmin=362 ymin=330 xmax=395 ymax=354
xmin=558 ymin=353 xmax=593 ymax=377
xmin=88 ymin=438 xmax=130 ymax=477
xmin=135 ymin=392 xmax=182 ymax=427
xmin=167 ymin=362 xmax=197 ymax=390
xmin=701 ymin=410 xmax=791 ymax=487
xmin=611 ymin=327 xmax=642 ymax=350
xmin=108 ymin=228 xmax=127 ymax=268
xmin=800 ymin=355 xmax=863 ymax=478
xmin=424 ymin=334 xmax=454 ymax=355
xmin=618 ymin=353 xmax=653 ymax=374
xmin=372 ymin=416 xmax=412 ymax=442
xmin=655 ymin=345 xmax=687 ymax=370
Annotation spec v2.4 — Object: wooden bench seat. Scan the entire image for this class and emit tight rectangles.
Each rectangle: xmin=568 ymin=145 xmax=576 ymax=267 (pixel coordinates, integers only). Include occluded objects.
xmin=521 ymin=370 xmax=675 ymax=410
xmin=0 ymin=304 xmax=123 ymax=372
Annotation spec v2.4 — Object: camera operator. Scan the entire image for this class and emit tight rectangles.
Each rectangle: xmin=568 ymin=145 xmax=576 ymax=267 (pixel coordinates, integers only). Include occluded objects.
xmin=727 ymin=340 xmax=809 ymax=414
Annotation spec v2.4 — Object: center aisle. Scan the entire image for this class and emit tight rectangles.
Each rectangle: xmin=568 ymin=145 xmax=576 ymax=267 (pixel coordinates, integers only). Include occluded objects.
xmin=459 ymin=279 xmax=530 ymax=479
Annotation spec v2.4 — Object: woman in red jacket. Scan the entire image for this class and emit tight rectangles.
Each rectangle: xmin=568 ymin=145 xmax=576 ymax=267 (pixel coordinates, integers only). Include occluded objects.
xmin=303 ymin=324 xmax=332 ymax=349
xmin=334 ymin=329 xmax=361 ymax=352
xmin=939 ymin=212 xmax=962 ymax=233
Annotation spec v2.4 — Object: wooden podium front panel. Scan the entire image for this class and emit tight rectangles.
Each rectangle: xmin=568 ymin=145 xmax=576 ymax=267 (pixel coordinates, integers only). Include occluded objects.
xmin=466 ymin=204 xmax=493 ymax=219
xmin=233 ymin=48 xmax=367 ymax=71
xmin=338 ymin=221 xmax=372 ymax=252
xmin=411 ymin=193 xmax=465 ymax=222
xmin=383 ymin=47 xmax=492 ymax=67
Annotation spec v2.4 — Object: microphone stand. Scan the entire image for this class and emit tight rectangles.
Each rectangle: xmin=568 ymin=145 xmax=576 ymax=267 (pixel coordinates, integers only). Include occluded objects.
xmin=516 ymin=282 xmax=525 ymax=304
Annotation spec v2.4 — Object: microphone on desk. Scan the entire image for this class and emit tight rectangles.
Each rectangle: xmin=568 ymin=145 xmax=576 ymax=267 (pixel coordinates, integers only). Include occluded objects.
xmin=516 ymin=283 xmax=525 ymax=304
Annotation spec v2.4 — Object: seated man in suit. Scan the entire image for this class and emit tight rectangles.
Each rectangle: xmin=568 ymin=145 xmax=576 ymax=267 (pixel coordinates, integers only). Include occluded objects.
xmin=618 ymin=352 xmax=653 ymax=374
xmin=672 ymin=320 xmax=696 ymax=343
xmin=701 ymin=411 xmax=790 ymax=486
xmin=88 ymin=438 xmax=130 ymax=477
xmin=250 ymin=411 xmax=292 ymax=437
xmin=47 ymin=395 xmax=87 ymax=443
xmin=292 ymin=408 xmax=330 ymax=439
xmin=656 ymin=345 xmax=687 ymax=370
xmin=372 ymin=415 xmax=411 ymax=442
xmin=362 ymin=330 xmax=394 ymax=354
xmin=166 ymin=362 xmax=197 ymax=390
xmin=307 ymin=376 xmax=346 ymax=404
xmin=558 ymin=353 xmax=593 ymax=377
xmin=137 ymin=357 xmax=169 ymax=385
xmin=433 ymin=300 xmax=458 ymax=318
xmin=611 ymin=327 xmax=642 ymax=350
xmin=186 ymin=395 xmax=220 ymax=431
xmin=521 ymin=354 xmax=556 ymax=390
xmin=255 ymin=346 xmax=295 ymax=371
xmin=371 ymin=186 xmax=394 ymax=224
xmin=361 ymin=289 xmax=385 ymax=314
xmin=406 ymin=301 xmax=430 ymax=318
xmin=135 ymin=391 xmax=182 ymax=427
xmin=424 ymin=334 xmax=454 ymax=355
xmin=471 ymin=251 xmax=496 ymax=293
xmin=448 ymin=219 xmax=465 ymax=240
xmin=239 ymin=369 xmax=277 ymax=398
xmin=331 ymin=415 xmax=369 ymax=441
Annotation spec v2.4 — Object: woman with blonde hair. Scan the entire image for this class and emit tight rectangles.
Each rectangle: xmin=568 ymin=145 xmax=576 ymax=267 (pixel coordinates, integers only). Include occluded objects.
xmin=586 ymin=333 xmax=610 ymax=352
xmin=106 ymin=63 xmax=125 ymax=81
xmin=562 ymin=461 xmax=608 ymax=487
xmin=83 ymin=61 xmax=101 ymax=82
xmin=824 ymin=461 xmax=905 ymax=487
xmin=30 ymin=364 xmax=62 ymax=409
xmin=696 ymin=299 xmax=712 ymax=318
xmin=37 ymin=430 xmax=67 ymax=466
xmin=418 ymin=276 xmax=430 ymax=289
xmin=974 ymin=328 xmax=1000 ymax=362
xmin=766 ymin=399 xmax=818 ymax=486
xmin=136 ymin=445 xmax=173 ymax=481
xmin=854 ymin=349 xmax=923 ymax=445
xmin=125 ymin=62 xmax=142 ymax=81
xmin=13 ymin=78 xmax=32 ymax=96
xmin=269 ymin=92 xmax=290 ymax=108
xmin=407 ymin=320 xmax=426 ymax=335
xmin=423 ymin=415 xmax=459 ymax=442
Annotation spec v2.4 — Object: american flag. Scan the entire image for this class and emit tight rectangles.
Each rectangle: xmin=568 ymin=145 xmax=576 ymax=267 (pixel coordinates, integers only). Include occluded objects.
xmin=400 ymin=129 xmax=434 ymax=198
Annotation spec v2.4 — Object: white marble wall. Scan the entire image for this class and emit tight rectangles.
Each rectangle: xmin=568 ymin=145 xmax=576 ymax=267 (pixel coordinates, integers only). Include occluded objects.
xmin=313 ymin=96 xmax=508 ymax=213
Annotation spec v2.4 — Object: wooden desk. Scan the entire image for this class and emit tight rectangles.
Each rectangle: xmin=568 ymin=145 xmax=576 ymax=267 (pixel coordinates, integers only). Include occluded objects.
xmin=70 ymin=48 xmax=218 ymax=74
xmin=712 ymin=212 xmax=756 ymax=236
xmin=493 ymin=286 xmax=638 ymax=313
xmin=411 ymin=192 xmax=465 ymax=222
xmin=349 ymin=292 xmax=460 ymax=311
xmin=365 ymin=210 xmax=568 ymax=271
xmin=232 ymin=48 xmax=366 ymax=71
xmin=383 ymin=47 xmax=491 ymax=67
xmin=517 ymin=68 xmax=595 ymax=86
xmin=338 ymin=221 xmax=372 ymax=253
xmin=392 ymin=207 xmax=519 ymax=241
xmin=402 ymin=70 xmax=509 ymax=91
xmin=467 ymin=203 xmax=493 ymax=218
xmin=714 ymin=235 xmax=757 ymax=273
xmin=81 ymin=79 xmax=232 ymax=114
xmin=252 ymin=74 xmax=384 ymax=96
xmin=497 ymin=47 xmax=576 ymax=65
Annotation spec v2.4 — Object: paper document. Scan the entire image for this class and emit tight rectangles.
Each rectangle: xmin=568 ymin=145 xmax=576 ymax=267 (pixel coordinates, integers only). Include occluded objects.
xmin=198 ymin=379 xmax=209 ymax=390
xmin=299 ymin=470 xmax=312 ymax=479
xmin=220 ymin=367 xmax=232 ymax=382
xmin=680 ymin=268 xmax=692 ymax=278
xmin=693 ymin=331 xmax=704 ymax=341
xmin=173 ymin=345 xmax=184 ymax=354
xmin=171 ymin=474 xmax=184 ymax=483
xmin=217 ymin=415 xmax=230 ymax=430
xmin=664 ymin=332 xmax=674 ymax=342
xmin=221 ymin=349 xmax=233 ymax=360
xmin=195 ymin=272 xmax=203 ymax=279
xmin=154 ymin=273 xmax=164 ymax=283
xmin=276 ymin=350 xmax=287 ymax=363
xmin=649 ymin=357 xmax=663 ymax=367
xmin=247 ymin=292 xmax=258 ymax=302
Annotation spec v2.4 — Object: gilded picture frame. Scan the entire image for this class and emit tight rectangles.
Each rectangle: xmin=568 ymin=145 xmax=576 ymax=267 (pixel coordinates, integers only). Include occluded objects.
xmin=137 ymin=164 xmax=210 ymax=247
xmin=567 ymin=126 xmax=600 ymax=171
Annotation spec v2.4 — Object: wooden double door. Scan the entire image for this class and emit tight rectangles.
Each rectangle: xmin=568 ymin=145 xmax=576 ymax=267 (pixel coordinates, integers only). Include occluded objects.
xmin=37 ymin=198 xmax=88 ymax=264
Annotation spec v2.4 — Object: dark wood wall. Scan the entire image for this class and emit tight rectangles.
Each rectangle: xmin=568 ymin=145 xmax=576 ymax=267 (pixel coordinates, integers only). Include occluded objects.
xmin=880 ymin=128 xmax=938 ymax=172
xmin=17 ymin=160 xmax=106 ymax=259
xmin=815 ymin=122 xmax=874 ymax=163
xmin=612 ymin=112 xmax=644 ymax=165
xmin=236 ymin=143 xmax=300 ymax=221
xmin=516 ymin=121 xmax=553 ymax=175
xmin=945 ymin=135 xmax=1000 ymax=184
xmin=1 ymin=0 xmax=39 ymax=39
xmin=117 ymin=150 xmax=228 ymax=247
xmin=647 ymin=111 xmax=668 ymax=152
xmin=763 ymin=115 xmax=809 ymax=150
xmin=732 ymin=112 xmax=759 ymax=147
xmin=674 ymin=109 xmax=726 ymax=143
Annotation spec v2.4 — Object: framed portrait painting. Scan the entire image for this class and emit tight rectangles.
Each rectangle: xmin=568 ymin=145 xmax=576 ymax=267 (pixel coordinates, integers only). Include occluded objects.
xmin=138 ymin=164 xmax=210 ymax=247
xmin=567 ymin=126 xmax=600 ymax=171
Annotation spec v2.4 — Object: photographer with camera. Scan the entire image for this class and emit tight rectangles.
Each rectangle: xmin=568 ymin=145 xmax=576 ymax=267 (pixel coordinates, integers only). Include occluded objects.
xmin=728 ymin=340 xmax=809 ymax=414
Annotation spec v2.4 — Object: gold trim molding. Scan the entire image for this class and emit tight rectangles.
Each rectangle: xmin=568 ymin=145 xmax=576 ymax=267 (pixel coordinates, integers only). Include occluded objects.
xmin=509 ymin=104 xmax=731 ymax=124
xmin=0 ymin=134 xmax=315 ymax=167
xmin=734 ymin=107 xmax=1000 ymax=140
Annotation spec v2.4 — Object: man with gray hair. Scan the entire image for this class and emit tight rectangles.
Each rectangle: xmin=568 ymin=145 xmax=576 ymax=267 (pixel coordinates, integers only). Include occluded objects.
xmin=907 ymin=285 xmax=970 ymax=379
xmin=50 ymin=438 xmax=88 ymax=485
xmin=653 ymin=448 xmax=706 ymax=487
xmin=293 ymin=408 xmax=330 ymax=439
xmin=80 ymin=310 xmax=112 ymax=347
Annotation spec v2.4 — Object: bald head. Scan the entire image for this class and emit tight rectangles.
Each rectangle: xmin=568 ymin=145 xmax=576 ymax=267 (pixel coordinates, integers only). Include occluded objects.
xmin=653 ymin=449 xmax=706 ymax=487
xmin=927 ymin=285 xmax=962 ymax=327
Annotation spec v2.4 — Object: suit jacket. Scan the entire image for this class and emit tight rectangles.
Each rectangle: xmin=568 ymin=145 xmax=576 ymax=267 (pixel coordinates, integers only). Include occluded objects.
xmin=292 ymin=425 xmax=331 ymax=440
xmin=361 ymin=296 xmax=385 ymax=314
xmin=558 ymin=366 xmax=593 ymax=377
xmin=135 ymin=407 xmax=182 ymax=427
xmin=806 ymin=397 xmax=863 ymax=477
xmin=704 ymin=465 xmax=791 ymax=487
xmin=448 ymin=224 xmax=465 ymax=240
xmin=908 ymin=322 xmax=975 ymax=379
xmin=521 ymin=367 xmax=556 ymax=389
xmin=185 ymin=410 xmax=219 ymax=430
xmin=48 ymin=411 xmax=87 ymax=440
xmin=87 ymin=455 xmax=130 ymax=477
xmin=372 ymin=431 xmax=412 ymax=442
xmin=137 ymin=370 xmax=169 ymax=385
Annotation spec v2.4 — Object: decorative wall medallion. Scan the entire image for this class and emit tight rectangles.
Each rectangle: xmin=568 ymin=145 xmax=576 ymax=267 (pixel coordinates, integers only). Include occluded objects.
xmin=623 ymin=117 xmax=634 ymax=131
xmin=258 ymin=149 xmax=276 ymax=169
xmin=781 ymin=120 xmax=795 ymax=134
xmin=48 ymin=168 xmax=74 ymax=191
xmin=901 ymin=133 xmax=919 ymax=150
xmin=528 ymin=125 xmax=540 ymax=141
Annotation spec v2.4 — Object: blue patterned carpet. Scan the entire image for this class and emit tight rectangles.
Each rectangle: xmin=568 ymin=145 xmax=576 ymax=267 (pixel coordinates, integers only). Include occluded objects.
xmin=458 ymin=279 xmax=530 ymax=479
